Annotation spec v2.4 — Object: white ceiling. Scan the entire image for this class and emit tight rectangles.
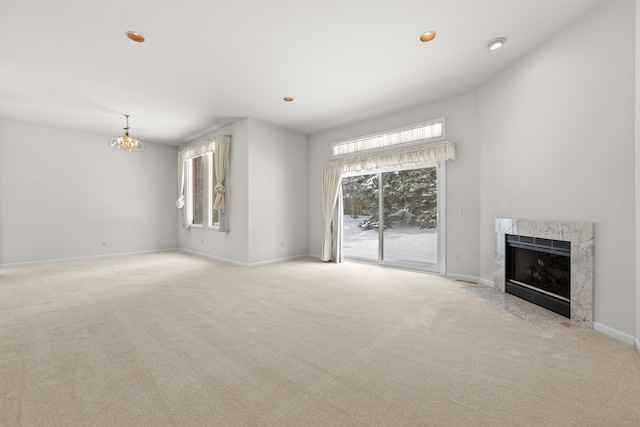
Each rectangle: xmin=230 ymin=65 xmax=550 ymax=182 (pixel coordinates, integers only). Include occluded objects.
xmin=0 ymin=0 xmax=602 ymax=146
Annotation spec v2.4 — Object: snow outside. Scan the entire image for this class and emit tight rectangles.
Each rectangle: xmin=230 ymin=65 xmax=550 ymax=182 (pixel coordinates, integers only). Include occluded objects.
xmin=342 ymin=168 xmax=438 ymax=266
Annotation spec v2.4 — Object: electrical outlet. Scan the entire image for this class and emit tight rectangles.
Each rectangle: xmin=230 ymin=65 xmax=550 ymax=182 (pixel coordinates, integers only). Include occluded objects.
xmin=455 ymin=253 xmax=461 ymax=261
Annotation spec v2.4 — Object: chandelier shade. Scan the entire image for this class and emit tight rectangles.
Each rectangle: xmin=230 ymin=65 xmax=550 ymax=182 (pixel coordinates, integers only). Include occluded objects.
xmin=108 ymin=115 xmax=145 ymax=152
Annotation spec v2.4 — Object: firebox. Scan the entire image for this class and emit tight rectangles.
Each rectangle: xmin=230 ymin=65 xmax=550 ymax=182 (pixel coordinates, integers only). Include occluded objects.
xmin=505 ymin=234 xmax=571 ymax=318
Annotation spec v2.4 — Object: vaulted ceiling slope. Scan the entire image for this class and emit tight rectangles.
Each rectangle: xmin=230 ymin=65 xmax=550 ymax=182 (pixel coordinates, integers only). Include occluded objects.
xmin=0 ymin=0 xmax=602 ymax=146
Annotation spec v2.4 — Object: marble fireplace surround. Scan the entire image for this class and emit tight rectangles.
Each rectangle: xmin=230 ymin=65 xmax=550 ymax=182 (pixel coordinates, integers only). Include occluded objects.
xmin=494 ymin=218 xmax=594 ymax=327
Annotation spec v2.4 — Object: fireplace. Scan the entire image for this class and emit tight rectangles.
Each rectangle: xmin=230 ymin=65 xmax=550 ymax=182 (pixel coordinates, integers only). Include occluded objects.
xmin=505 ymin=234 xmax=570 ymax=318
xmin=494 ymin=218 xmax=594 ymax=327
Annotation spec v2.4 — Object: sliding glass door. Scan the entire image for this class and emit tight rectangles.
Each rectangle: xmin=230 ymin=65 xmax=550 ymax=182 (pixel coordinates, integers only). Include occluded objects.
xmin=342 ymin=173 xmax=379 ymax=260
xmin=342 ymin=163 xmax=442 ymax=272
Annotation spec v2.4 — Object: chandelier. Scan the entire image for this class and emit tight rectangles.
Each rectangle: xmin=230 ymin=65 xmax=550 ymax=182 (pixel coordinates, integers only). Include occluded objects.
xmin=108 ymin=115 xmax=145 ymax=152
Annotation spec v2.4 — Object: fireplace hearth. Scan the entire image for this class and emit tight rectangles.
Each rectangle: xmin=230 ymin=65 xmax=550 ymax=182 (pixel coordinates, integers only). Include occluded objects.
xmin=505 ymin=234 xmax=570 ymax=318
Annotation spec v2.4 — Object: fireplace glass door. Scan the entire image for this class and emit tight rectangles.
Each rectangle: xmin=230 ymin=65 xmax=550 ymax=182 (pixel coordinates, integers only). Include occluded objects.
xmin=505 ymin=234 xmax=571 ymax=317
xmin=508 ymin=247 xmax=570 ymax=300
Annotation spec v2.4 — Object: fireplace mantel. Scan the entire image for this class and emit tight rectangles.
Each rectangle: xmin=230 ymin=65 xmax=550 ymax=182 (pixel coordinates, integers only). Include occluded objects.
xmin=494 ymin=218 xmax=594 ymax=327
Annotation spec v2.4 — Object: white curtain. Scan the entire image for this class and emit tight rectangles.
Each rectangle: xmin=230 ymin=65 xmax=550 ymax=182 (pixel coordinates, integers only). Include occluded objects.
xmin=213 ymin=135 xmax=230 ymax=211
xmin=213 ymin=135 xmax=231 ymax=232
xmin=176 ymin=155 xmax=186 ymax=209
xmin=331 ymin=186 xmax=343 ymax=262
xmin=177 ymin=154 xmax=192 ymax=229
xmin=321 ymin=163 xmax=343 ymax=262
xmin=338 ymin=140 xmax=455 ymax=173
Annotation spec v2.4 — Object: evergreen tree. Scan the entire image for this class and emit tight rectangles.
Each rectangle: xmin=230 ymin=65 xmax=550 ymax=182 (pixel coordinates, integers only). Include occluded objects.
xmin=342 ymin=168 xmax=437 ymax=230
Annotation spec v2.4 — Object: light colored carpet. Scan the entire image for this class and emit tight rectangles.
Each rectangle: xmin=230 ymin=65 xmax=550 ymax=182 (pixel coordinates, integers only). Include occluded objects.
xmin=1 ymin=251 xmax=639 ymax=426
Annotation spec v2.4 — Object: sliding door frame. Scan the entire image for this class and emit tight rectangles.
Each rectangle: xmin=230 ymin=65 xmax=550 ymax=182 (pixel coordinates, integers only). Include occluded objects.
xmin=342 ymin=160 xmax=446 ymax=274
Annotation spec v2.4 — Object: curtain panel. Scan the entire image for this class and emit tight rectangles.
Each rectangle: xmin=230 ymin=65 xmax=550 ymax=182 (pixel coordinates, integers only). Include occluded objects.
xmin=213 ymin=136 xmax=231 ymax=212
xmin=320 ymin=163 xmax=344 ymax=262
xmin=331 ymin=186 xmax=344 ymax=263
xmin=213 ymin=135 xmax=231 ymax=232
xmin=338 ymin=140 xmax=455 ymax=173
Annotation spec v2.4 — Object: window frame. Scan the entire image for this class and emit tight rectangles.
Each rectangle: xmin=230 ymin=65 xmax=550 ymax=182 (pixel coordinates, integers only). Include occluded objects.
xmin=187 ymin=155 xmax=205 ymax=228
xmin=331 ymin=117 xmax=446 ymax=159
xmin=341 ymin=160 xmax=446 ymax=274
xmin=193 ymin=154 xmax=205 ymax=227
xmin=185 ymin=152 xmax=221 ymax=230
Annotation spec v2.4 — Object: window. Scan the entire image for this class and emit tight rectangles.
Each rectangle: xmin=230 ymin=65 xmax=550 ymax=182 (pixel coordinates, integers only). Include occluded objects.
xmin=177 ymin=134 xmax=230 ymax=231
xmin=332 ymin=118 xmax=445 ymax=159
xmin=322 ymin=118 xmax=452 ymax=266
xmin=342 ymin=163 xmax=443 ymax=272
xmin=187 ymin=153 xmax=219 ymax=228
xmin=191 ymin=155 xmax=204 ymax=226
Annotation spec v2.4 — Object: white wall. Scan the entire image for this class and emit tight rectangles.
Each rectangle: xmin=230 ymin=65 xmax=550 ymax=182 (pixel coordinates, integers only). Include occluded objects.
xmin=635 ymin=0 xmax=640 ymax=351
xmin=478 ymin=0 xmax=636 ymax=336
xmin=178 ymin=118 xmax=308 ymax=265
xmin=308 ymin=91 xmax=481 ymax=278
xmin=0 ymin=118 xmax=178 ymax=265
xmin=247 ymin=119 xmax=308 ymax=264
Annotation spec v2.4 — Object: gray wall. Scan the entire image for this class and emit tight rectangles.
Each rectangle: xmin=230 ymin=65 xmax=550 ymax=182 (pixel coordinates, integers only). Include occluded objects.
xmin=0 ymin=118 xmax=178 ymax=265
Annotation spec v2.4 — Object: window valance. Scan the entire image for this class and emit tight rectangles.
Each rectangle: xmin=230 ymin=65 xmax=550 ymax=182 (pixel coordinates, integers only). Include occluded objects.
xmin=328 ymin=140 xmax=455 ymax=173
xmin=178 ymin=135 xmax=227 ymax=163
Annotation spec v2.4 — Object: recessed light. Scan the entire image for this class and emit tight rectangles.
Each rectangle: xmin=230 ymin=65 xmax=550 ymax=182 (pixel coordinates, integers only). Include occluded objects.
xmin=126 ymin=31 xmax=145 ymax=43
xmin=420 ymin=31 xmax=436 ymax=42
xmin=283 ymin=97 xmax=294 ymax=102
xmin=488 ymin=37 xmax=506 ymax=50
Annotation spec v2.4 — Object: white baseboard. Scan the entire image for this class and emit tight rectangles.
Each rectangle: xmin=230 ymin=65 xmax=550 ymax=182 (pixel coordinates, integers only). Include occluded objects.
xmin=247 ymin=254 xmax=313 ymax=267
xmin=636 ymin=338 xmax=640 ymax=356
xmin=0 ymin=248 xmax=179 ymax=268
xmin=179 ymin=249 xmax=313 ymax=267
xmin=427 ymin=272 xmax=496 ymax=288
xmin=179 ymin=249 xmax=249 ymax=266
xmin=1 ymin=248 xmax=315 ymax=269
xmin=478 ymin=277 xmax=494 ymax=287
xmin=593 ymin=322 xmax=637 ymax=346
xmin=445 ymin=273 xmax=480 ymax=284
